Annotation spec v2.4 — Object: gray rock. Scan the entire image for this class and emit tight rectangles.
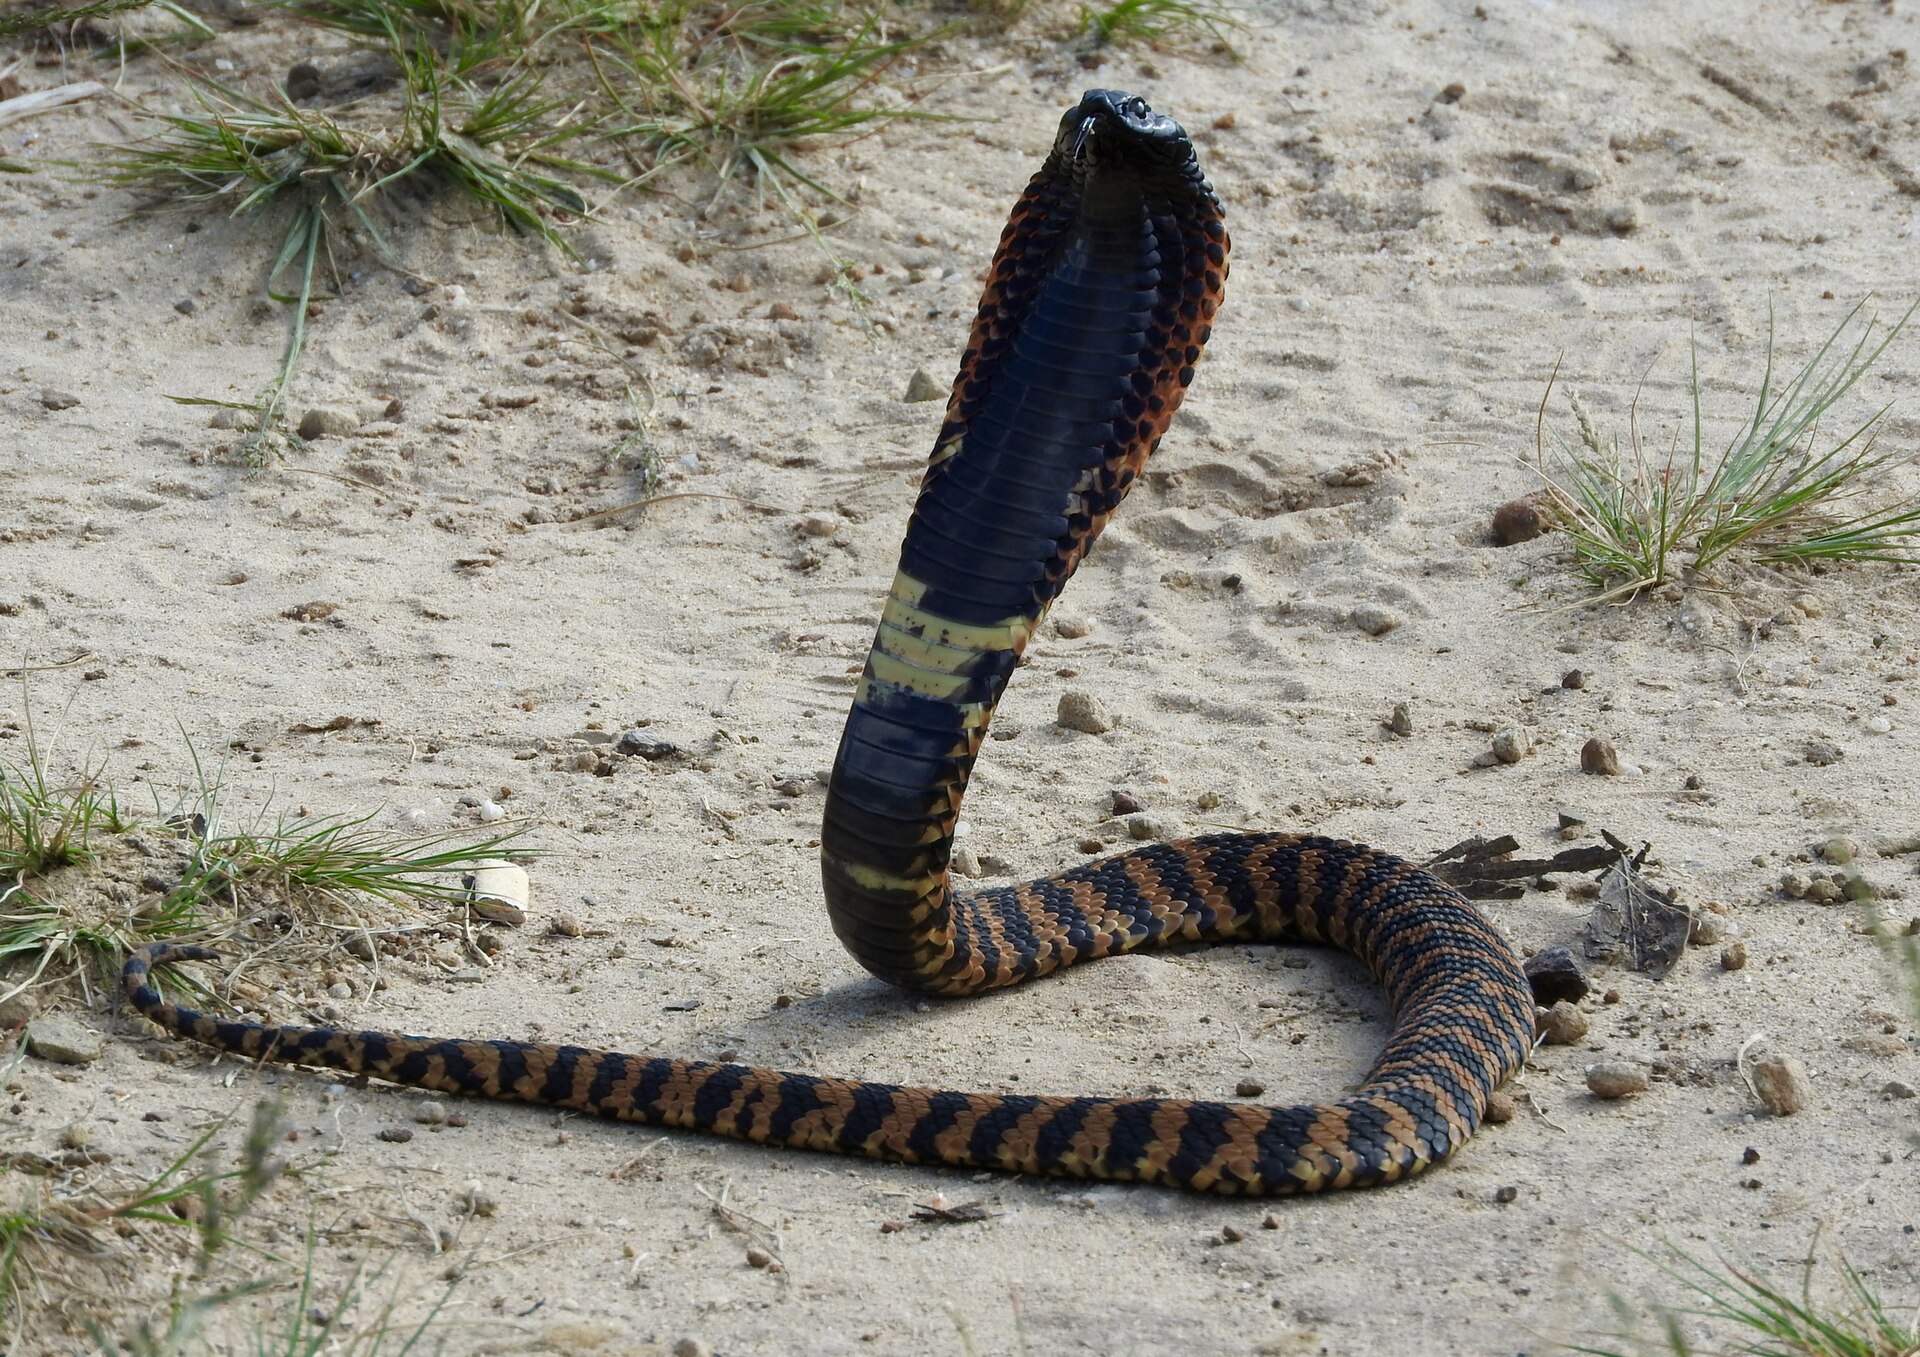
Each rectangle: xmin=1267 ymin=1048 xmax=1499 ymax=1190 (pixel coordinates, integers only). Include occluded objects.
xmin=1491 ymin=726 xmax=1531 ymax=764
xmin=1523 ymin=946 xmax=1591 ymax=1004
xmin=1882 ymin=1080 xmax=1917 ymax=1100
xmin=902 ymin=369 xmax=945 ymax=402
xmin=1537 ymin=1000 xmax=1589 ymax=1045
xmin=1056 ymin=690 xmax=1112 ymax=735
xmin=1585 ymin=1061 xmax=1647 ymax=1099
xmin=1349 ymin=604 xmax=1401 ymax=637
xmin=26 ymin=1016 xmax=104 ymax=1064
xmin=296 ymin=406 xmax=359 ymax=439
xmin=1803 ymin=740 xmax=1844 ymax=767
xmin=39 ymin=389 xmax=80 ymax=411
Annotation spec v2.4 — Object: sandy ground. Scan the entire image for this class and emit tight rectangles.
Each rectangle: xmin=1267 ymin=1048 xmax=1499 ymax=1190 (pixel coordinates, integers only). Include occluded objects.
xmin=4 ymin=0 xmax=1920 ymax=1352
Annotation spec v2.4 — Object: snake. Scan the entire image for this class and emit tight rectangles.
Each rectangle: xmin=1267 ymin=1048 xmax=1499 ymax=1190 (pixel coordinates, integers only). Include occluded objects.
xmin=122 ymin=89 xmax=1535 ymax=1197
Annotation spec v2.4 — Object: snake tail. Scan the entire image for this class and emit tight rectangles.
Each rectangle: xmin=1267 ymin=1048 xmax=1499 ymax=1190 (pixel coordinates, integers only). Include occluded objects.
xmin=120 ymin=91 xmax=1535 ymax=1196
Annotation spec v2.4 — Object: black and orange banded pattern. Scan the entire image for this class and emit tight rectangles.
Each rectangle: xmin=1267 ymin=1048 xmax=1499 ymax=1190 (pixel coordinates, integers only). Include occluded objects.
xmin=120 ymin=91 xmax=1534 ymax=1197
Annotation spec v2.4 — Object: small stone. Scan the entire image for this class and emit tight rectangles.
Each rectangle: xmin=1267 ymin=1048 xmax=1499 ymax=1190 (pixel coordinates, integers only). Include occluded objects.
xmin=1482 ymin=1091 xmax=1516 ymax=1124
xmin=1742 ymin=1146 xmax=1760 ymax=1165
xmin=1522 ymin=946 xmax=1591 ymax=1005
xmin=1580 ymin=737 xmax=1622 ymax=776
xmin=327 ymin=982 xmax=352 ymax=1000
xmin=1561 ymin=669 xmax=1586 ymax=690
xmin=799 ymin=513 xmax=840 ymax=537
xmin=673 ymin=1341 xmax=713 ymax=1357
xmin=1056 ymin=690 xmax=1113 ymax=735
xmin=296 ymin=406 xmax=359 ymax=439
xmin=1350 ymin=604 xmax=1401 ymax=637
xmin=1261 ymin=1213 xmax=1280 ymax=1229
xmin=1803 ymin=740 xmax=1844 ymax=767
xmin=950 ymin=846 xmax=983 ymax=878
xmin=1386 ymin=702 xmax=1414 ymax=737
xmin=746 ymin=1246 xmax=775 ymax=1269
xmin=1818 ymin=837 xmax=1856 ymax=865
xmin=1882 ymin=1080 xmax=1918 ymax=1100
xmin=1493 ymin=1185 xmax=1518 ymax=1204
xmin=343 ymin=929 xmax=378 ymax=962
xmin=1585 ymin=1062 xmax=1648 ymax=1099
xmin=1538 ymin=1000 xmax=1590 ymax=1045
xmin=1866 ymin=715 xmax=1893 ymax=735
xmin=902 ymin=368 xmax=945 ymax=402
xmin=1054 ymin=615 xmax=1095 ymax=639
xmin=1720 ymin=941 xmax=1748 ymax=971
xmin=1126 ymin=813 xmax=1169 ymax=842
xmin=550 ymin=913 xmax=584 ymax=938
xmin=1779 ymin=871 xmax=1812 ymax=900
xmin=462 ymin=1182 xmax=498 ymax=1216
xmin=1750 ymin=1054 xmax=1811 ymax=1116
xmin=25 ymin=1016 xmax=104 ymax=1065
xmin=0 ymin=992 xmax=41 ymax=1028
xmin=39 ymin=388 xmax=81 ymax=410
xmin=1439 ymin=80 xmax=1467 ymax=103
xmin=62 ymin=1122 xmax=91 ymax=1150
xmin=1219 ymin=1224 xmax=1246 ymax=1243
xmin=1234 ymin=1080 xmax=1265 ymax=1098
xmin=377 ymin=1127 xmax=415 ymax=1143
xmin=1491 ymin=726 xmax=1531 ymax=764
xmin=414 ymin=1101 xmax=448 ymax=1125
xmin=1491 ymin=496 xmax=1545 ymax=546
xmin=615 ymin=731 xmax=680 ymax=760
xmin=1111 ymin=790 xmax=1144 ymax=815
xmin=1806 ymin=877 xmax=1842 ymax=904
xmin=767 ymin=301 xmax=800 ymax=321
xmin=1688 ymin=912 xmax=1726 ymax=946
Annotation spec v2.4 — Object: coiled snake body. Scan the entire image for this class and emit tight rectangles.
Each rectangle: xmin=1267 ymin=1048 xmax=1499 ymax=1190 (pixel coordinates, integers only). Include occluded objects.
xmin=124 ymin=91 xmax=1534 ymax=1196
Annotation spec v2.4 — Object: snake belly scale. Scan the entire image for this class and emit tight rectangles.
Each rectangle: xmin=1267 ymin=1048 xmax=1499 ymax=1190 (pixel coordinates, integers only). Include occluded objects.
xmin=123 ymin=90 xmax=1535 ymax=1197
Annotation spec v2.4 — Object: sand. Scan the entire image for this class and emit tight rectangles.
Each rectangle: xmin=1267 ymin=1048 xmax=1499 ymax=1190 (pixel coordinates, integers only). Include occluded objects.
xmin=3 ymin=0 xmax=1919 ymax=1351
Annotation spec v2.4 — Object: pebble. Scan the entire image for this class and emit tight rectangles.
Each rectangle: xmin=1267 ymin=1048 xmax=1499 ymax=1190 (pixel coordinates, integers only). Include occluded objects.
xmin=1262 ymin=1213 xmax=1280 ymax=1230
xmin=414 ymin=1101 xmax=448 ymax=1125
xmin=476 ymin=799 xmax=507 ymax=824
xmin=1537 ymin=1000 xmax=1590 ymax=1045
xmin=1803 ymin=740 xmax=1844 ymax=767
xmin=62 ymin=1122 xmax=92 ymax=1149
xmin=1580 ymin=737 xmax=1621 ymax=776
xmin=1866 ymin=715 xmax=1893 ymax=735
xmin=1493 ymin=1184 xmax=1519 ymax=1204
xmin=1688 ymin=911 xmax=1727 ymax=946
xmin=745 ymin=1246 xmax=775 ymax=1269
xmin=1522 ymin=946 xmax=1591 ymax=1004
xmin=902 ymin=368 xmax=945 ymax=402
xmin=1219 ymin=1224 xmax=1246 ymax=1244
xmin=296 ymin=406 xmax=359 ymax=439
xmin=1779 ymin=870 xmax=1812 ymax=899
xmin=39 ymin=388 xmax=81 ymax=410
xmin=1818 ymin=836 xmax=1856 ymax=865
xmin=1585 ymin=1061 xmax=1648 ymax=1099
xmin=550 ymin=912 xmax=584 ymax=937
xmin=1720 ymin=941 xmax=1748 ymax=971
xmin=1234 ymin=1080 xmax=1265 ymax=1098
xmin=327 ymin=982 xmax=352 ymax=1000
xmin=462 ymin=1182 xmax=499 ymax=1217
xmin=1491 ymin=726 xmax=1531 ymax=764
xmin=800 ymin=513 xmax=840 ymax=538
xmin=1490 ymin=496 xmax=1546 ymax=546
xmin=26 ymin=1016 xmax=104 ymax=1064
xmin=950 ymin=845 xmax=983 ymax=877
xmin=1561 ymin=669 xmax=1586 ymax=690
xmin=1883 ymin=1080 xmax=1918 ymax=1100
xmin=377 ymin=1127 xmax=415 ymax=1143
xmin=616 ymin=731 xmax=679 ymax=760
xmin=1750 ymin=1054 xmax=1811 ymax=1116
xmin=767 ymin=301 xmax=800 ymax=321
xmin=673 ymin=1340 xmax=713 ymax=1357
xmin=1349 ymin=604 xmax=1401 ymax=637
xmin=1111 ymin=789 xmax=1144 ymax=815
xmin=1126 ymin=813 xmax=1169 ymax=842
xmin=1483 ymin=1091 xmax=1516 ymax=1124
xmin=0 ymin=991 xmax=41 ymax=1027
xmin=1386 ymin=702 xmax=1413 ymax=737
xmin=1057 ymin=690 xmax=1113 ymax=735
xmin=1054 ymin=615 xmax=1095 ymax=639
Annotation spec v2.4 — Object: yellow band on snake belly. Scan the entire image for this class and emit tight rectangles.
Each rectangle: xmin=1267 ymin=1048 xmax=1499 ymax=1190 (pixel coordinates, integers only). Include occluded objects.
xmin=121 ymin=89 xmax=1536 ymax=1197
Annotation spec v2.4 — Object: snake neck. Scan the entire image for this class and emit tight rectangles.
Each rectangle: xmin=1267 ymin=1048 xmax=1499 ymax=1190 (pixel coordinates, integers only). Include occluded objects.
xmin=820 ymin=111 xmax=1229 ymax=994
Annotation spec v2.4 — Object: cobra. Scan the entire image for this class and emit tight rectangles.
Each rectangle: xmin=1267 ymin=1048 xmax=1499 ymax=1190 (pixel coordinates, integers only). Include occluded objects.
xmin=123 ymin=89 xmax=1534 ymax=1196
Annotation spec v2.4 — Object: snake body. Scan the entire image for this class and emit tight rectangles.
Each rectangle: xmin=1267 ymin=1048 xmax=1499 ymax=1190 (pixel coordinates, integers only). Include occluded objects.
xmin=123 ymin=90 xmax=1534 ymax=1196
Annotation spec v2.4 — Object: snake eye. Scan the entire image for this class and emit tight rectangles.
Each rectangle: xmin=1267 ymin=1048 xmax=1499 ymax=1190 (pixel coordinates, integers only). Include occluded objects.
xmin=1125 ymin=96 xmax=1149 ymax=118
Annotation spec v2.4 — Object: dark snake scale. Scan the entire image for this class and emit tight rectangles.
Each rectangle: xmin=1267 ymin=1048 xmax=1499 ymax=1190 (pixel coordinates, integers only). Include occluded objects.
xmin=124 ymin=91 xmax=1535 ymax=1196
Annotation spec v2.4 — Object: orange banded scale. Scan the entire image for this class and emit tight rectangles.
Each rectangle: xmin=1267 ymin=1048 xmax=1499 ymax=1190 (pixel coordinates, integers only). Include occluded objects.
xmin=122 ymin=90 xmax=1535 ymax=1196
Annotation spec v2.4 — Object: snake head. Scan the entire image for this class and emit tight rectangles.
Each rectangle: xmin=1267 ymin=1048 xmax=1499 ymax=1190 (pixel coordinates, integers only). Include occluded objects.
xmin=1053 ymin=90 xmax=1213 ymax=205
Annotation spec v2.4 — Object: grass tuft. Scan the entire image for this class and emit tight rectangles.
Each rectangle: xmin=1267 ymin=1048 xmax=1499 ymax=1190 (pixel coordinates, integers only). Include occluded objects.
xmin=1077 ymin=0 xmax=1241 ymax=53
xmin=1575 ymin=1240 xmax=1919 ymax=1357
xmin=1537 ymin=300 xmax=1920 ymax=599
